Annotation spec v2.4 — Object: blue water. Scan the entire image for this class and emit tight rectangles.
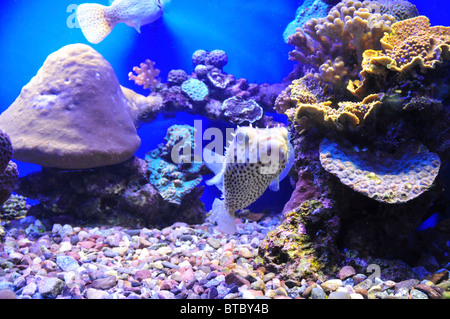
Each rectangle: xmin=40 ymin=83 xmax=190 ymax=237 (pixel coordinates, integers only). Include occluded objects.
xmin=0 ymin=0 xmax=449 ymax=213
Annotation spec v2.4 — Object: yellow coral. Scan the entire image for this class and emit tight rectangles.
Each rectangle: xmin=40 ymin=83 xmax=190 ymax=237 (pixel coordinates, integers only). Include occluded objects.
xmin=275 ymin=74 xmax=326 ymax=115
xmin=293 ymin=94 xmax=382 ymax=130
xmin=364 ymin=16 xmax=450 ymax=73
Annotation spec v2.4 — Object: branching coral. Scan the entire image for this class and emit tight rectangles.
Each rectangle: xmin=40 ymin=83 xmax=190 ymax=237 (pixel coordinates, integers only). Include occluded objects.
xmin=287 ymin=0 xmax=396 ymax=86
xmin=128 ymin=59 xmax=161 ymax=91
xmin=319 ymin=138 xmax=441 ymax=204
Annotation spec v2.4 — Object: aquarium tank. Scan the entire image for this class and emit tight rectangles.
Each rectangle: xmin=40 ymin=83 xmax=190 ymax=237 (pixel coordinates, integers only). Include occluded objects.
xmin=0 ymin=0 xmax=449 ymax=303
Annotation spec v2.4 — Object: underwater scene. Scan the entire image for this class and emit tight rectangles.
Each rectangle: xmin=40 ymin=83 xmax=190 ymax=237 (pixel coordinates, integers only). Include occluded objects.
xmin=0 ymin=0 xmax=450 ymax=304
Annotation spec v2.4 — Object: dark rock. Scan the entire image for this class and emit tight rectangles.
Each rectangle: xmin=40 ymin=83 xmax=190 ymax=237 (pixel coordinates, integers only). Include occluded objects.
xmin=207 ymin=287 xmax=218 ymax=299
xmin=414 ymin=284 xmax=442 ymax=299
xmin=135 ymin=269 xmax=152 ymax=281
xmin=338 ymin=266 xmax=356 ymax=280
xmin=424 ymin=269 xmax=449 ymax=285
xmin=90 ymin=276 xmax=117 ymax=290
xmin=225 ymin=272 xmax=250 ymax=287
xmin=38 ymin=277 xmax=65 ymax=299
xmin=0 ymin=289 xmax=16 ymax=299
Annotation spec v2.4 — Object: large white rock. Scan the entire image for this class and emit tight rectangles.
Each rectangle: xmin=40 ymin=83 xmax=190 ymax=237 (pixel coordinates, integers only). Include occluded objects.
xmin=0 ymin=44 xmax=141 ymax=169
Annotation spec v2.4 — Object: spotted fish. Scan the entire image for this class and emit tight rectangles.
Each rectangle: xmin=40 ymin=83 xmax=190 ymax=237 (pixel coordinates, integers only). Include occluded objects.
xmin=76 ymin=0 xmax=169 ymax=44
xmin=204 ymin=125 xmax=295 ymax=234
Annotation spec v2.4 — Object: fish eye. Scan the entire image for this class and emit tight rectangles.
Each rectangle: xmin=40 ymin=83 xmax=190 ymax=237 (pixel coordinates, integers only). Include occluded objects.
xmin=236 ymin=132 xmax=247 ymax=145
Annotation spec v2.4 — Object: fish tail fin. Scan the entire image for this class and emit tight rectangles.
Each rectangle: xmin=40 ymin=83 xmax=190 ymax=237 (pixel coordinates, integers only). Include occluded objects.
xmin=210 ymin=198 xmax=237 ymax=234
xmin=76 ymin=3 xmax=116 ymax=44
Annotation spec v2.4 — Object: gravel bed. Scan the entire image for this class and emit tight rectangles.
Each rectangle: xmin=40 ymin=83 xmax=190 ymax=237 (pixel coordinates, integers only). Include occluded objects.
xmin=0 ymin=216 xmax=449 ymax=299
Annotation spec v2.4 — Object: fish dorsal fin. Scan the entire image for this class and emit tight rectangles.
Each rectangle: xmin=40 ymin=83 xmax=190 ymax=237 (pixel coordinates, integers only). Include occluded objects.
xmin=278 ymin=140 xmax=295 ymax=182
xmin=210 ymin=198 xmax=236 ymax=234
xmin=133 ymin=20 xmax=142 ymax=33
xmin=204 ymin=149 xmax=225 ymax=192
xmin=269 ymin=176 xmax=280 ymax=192
xmin=269 ymin=140 xmax=295 ymax=192
xmin=205 ymin=171 xmax=224 ymax=192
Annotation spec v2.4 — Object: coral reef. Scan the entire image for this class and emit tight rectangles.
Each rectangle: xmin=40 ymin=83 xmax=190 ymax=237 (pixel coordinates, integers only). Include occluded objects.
xmin=127 ymin=49 xmax=284 ymax=127
xmin=0 ymin=130 xmax=17 ymax=204
xmin=319 ymin=138 xmax=441 ymax=204
xmin=266 ymin=1 xmax=450 ymax=279
xmin=14 ymin=156 xmax=206 ymax=229
xmin=0 ymin=130 xmax=19 ymax=237
xmin=258 ymin=200 xmax=340 ymax=281
xmin=287 ymin=0 xmax=396 ymax=87
xmin=145 ymin=125 xmax=206 ymax=206
xmin=0 ymin=44 xmax=140 ymax=169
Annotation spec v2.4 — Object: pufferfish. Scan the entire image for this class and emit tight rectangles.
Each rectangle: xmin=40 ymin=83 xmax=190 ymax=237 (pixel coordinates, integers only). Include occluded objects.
xmin=76 ymin=0 xmax=170 ymax=44
xmin=204 ymin=125 xmax=295 ymax=234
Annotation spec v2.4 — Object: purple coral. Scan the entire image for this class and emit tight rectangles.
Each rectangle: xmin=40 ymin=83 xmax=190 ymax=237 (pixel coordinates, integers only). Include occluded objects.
xmin=167 ymin=69 xmax=188 ymax=86
xmin=0 ymin=130 xmax=13 ymax=174
xmin=192 ymin=50 xmax=208 ymax=66
xmin=207 ymin=50 xmax=228 ymax=69
xmin=222 ymin=97 xmax=263 ymax=124
xmin=192 ymin=49 xmax=228 ymax=70
xmin=0 ymin=130 xmax=18 ymax=206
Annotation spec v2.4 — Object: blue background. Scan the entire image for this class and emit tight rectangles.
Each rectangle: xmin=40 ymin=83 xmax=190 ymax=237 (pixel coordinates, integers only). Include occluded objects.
xmin=0 ymin=0 xmax=449 ymax=213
